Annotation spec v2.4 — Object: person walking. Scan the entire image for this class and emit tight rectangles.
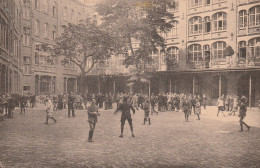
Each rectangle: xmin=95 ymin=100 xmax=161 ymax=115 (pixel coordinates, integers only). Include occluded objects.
xmin=87 ymin=98 xmax=100 ymax=142
xmin=141 ymin=98 xmax=151 ymax=125
xmin=195 ymin=98 xmax=201 ymax=120
xmin=216 ymin=95 xmax=226 ymax=117
xmin=114 ymin=97 xmax=135 ymax=138
xmin=183 ymin=95 xmax=191 ymax=122
xmin=238 ymin=96 xmax=250 ymax=132
xmin=45 ymin=97 xmax=57 ymax=125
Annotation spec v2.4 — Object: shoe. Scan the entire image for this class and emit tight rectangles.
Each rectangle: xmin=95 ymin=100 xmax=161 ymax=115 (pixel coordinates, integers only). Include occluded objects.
xmin=44 ymin=122 xmax=48 ymax=125
xmin=238 ymin=130 xmax=243 ymax=132
xmin=88 ymin=139 xmax=94 ymax=142
xmin=73 ymin=115 xmax=76 ymax=117
xmin=247 ymin=126 xmax=251 ymax=131
xmin=54 ymin=120 xmax=57 ymax=123
xmin=132 ymin=134 xmax=135 ymax=137
xmin=119 ymin=135 xmax=123 ymax=138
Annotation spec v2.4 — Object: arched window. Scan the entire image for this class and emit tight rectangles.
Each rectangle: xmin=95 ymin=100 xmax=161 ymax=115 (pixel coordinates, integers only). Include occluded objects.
xmin=204 ymin=16 xmax=211 ymax=33
xmin=168 ymin=21 xmax=178 ymax=37
xmin=188 ymin=44 xmax=202 ymax=63
xmin=249 ymin=38 xmax=260 ymax=58
xmin=212 ymin=12 xmax=227 ymax=31
xmin=239 ymin=10 xmax=247 ymax=28
xmin=212 ymin=41 xmax=226 ymax=60
xmin=238 ymin=41 xmax=246 ymax=59
xmin=189 ymin=16 xmax=202 ymax=35
xmin=249 ymin=6 xmax=260 ymax=27
xmin=52 ymin=2 xmax=57 ymax=16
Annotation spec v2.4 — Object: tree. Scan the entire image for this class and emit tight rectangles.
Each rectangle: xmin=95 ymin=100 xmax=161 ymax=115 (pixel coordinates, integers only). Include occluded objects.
xmin=40 ymin=18 xmax=116 ymax=94
xmin=224 ymin=46 xmax=234 ymax=57
xmin=96 ymin=0 xmax=174 ymax=93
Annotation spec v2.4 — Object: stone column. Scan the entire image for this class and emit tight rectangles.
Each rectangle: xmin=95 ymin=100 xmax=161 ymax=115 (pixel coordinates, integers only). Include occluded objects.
xmin=113 ymin=79 xmax=116 ymax=94
xmin=249 ymin=74 xmax=252 ymax=108
xmin=219 ymin=74 xmax=222 ymax=98
xmin=169 ymin=77 xmax=172 ymax=93
xmin=192 ymin=76 xmax=195 ymax=96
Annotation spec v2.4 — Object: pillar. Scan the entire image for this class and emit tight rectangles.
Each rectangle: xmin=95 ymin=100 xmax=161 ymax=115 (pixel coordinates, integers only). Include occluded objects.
xmin=38 ymin=75 xmax=41 ymax=95
xmin=192 ymin=76 xmax=195 ymax=96
xmin=169 ymin=77 xmax=172 ymax=93
xmin=219 ymin=74 xmax=222 ymax=98
xmin=249 ymin=74 xmax=252 ymax=108
xmin=98 ymin=78 xmax=101 ymax=94
xmin=148 ymin=81 xmax=151 ymax=99
xmin=50 ymin=76 xmax=53 ymax=94
xmin=65 ymin=78 xmax=67 ymax=94
xmin=113 ymin=79 xmax=116 ymax=94
xmin=75 ymin=78 xmax=78 ymax=94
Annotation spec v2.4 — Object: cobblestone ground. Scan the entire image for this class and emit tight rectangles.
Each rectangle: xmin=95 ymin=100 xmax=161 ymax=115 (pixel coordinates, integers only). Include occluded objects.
xmin=0 ymin=105 xmax=260 ymax=168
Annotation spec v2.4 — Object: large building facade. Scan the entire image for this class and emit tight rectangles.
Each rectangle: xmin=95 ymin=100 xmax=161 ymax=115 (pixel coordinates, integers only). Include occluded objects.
xmin=87 ymin=0 xmax=260 ymax=107
xmin=19 ymin=0 xmax=90 ymax=96
xmin=0 ymin=0 xmax=22 ymax=95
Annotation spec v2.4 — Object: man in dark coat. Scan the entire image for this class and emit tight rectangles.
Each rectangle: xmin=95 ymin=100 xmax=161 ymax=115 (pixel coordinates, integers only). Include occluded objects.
xmin=114 ymin=97 xmax=135 ymax=138
xmin=68 ymin=92 xmax=76 ymax=117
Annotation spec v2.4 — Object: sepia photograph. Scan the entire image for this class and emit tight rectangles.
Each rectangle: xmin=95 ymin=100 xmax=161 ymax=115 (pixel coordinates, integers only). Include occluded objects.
xmin=0 ymin=0 xmax=260 ymax=167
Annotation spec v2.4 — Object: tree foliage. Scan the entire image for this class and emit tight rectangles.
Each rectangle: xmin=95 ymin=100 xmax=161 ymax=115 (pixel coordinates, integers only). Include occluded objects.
xmin=224 ymin=46 xmax=234 ymax=57
xmin=40 ymin=18 xmax=116 ymax=94
xmin=96 ymin=0 xmax=174 ymax=92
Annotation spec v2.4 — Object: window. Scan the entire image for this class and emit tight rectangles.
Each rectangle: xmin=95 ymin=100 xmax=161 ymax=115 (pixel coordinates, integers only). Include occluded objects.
xmin=167 ymin=47 xmax=179 ymax=62
xmin=52 ymin=26 xmax=57 ymax=39
xmin=239 ymin=10 xmax=247 ymax=28
xmin=189 ymin=0 xmax=202 ymax=8
xmin=168 ymin=0 xmax=179 ymax=10
xmin=188 ymin=44 xmax=202 ymax=63
xmin=203 ymin=45 xmax=210 ymax=61
xmin=168 ymin=21 xmax=178 ymax=37
xmin=44 ymin=23 xmax=49 ymax=37
xmin=23 ymin=0 xmax=30 ymax=20
xmin=212 ymin=12 xmax=227 ymax=31
xmin=52 ymin=2 xmax=56 ymax=16
xmin=35 ymin=0 xmax=39 ymax=10
xmin=23 ymin=27 xmax=30 ymax=46
xmin=213 ymin=0 xmax=225 ymax=3
xmin=35 ymin=45 xmax=40 ymax=64
xmin=249 ymin=37 xmax=260 ymax=59
xmin=40 ymin=76 xmax=51 ymax=94
xmin=205 ymin=0 xmax=210 ymax=5
xmin=189 ymin=16 xmax=202 ymax=35
xmin=35 ymin=20 xmax=40 ymax=35
xmin=249 ymin=6 xmax=260 ymax=27
xmin=23 ymin=86 xmax=30 ymax=91
xmin=238 ymin=41 xmax=247 ymax=59
xmin=204 ymin=16 xmax=211 ymax=33
xmin=212 ymin=41 xmax=226 ymax=60
xmin=150 ymin=49 xmax=159 ymax=66
xmin=24 ymin=56 xmax=30 ymax=74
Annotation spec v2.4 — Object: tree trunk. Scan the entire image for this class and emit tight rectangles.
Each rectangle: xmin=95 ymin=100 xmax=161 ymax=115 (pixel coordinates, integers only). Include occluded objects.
xmin=78 ymin=72 xmax=86 ymax=96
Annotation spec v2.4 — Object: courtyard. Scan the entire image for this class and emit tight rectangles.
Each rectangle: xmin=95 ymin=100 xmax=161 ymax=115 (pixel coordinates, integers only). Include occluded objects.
xmin=0 ymin=106 xmax=260 ymax=168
